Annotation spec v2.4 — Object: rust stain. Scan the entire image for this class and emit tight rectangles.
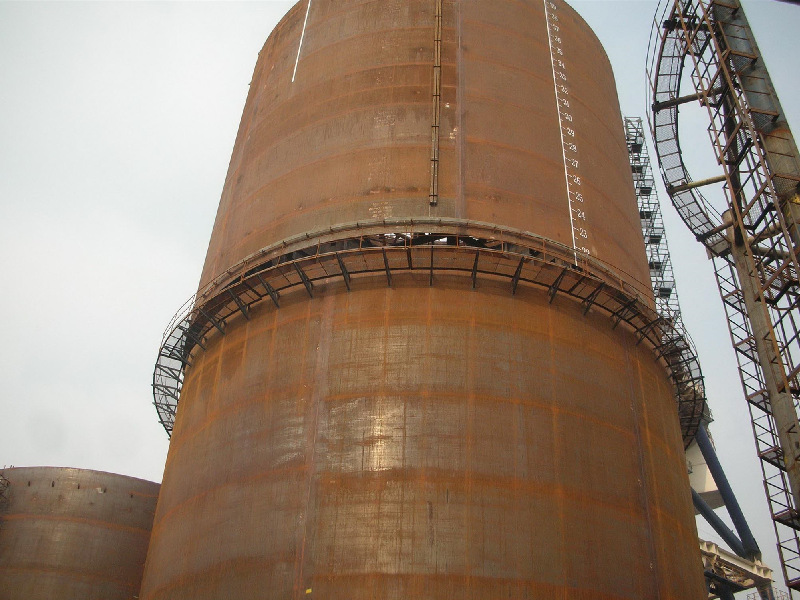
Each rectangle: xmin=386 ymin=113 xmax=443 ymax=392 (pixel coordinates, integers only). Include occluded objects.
xmin=140 ymin=1 xmax=706 ymax=599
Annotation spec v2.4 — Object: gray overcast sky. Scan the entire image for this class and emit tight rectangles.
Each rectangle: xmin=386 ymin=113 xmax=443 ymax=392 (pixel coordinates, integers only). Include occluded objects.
xmin=1 ymin=0 xmax=797 ymax=593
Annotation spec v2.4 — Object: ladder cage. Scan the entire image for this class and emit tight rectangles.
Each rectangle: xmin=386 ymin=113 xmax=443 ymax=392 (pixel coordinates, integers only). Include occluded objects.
xmin=647 ymin=0 xmax=800 ymax=591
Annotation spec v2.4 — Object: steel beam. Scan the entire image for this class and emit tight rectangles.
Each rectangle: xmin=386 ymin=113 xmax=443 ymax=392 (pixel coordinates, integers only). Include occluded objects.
xmin=652 ymin=88 xmax=721 ymax=111
xmin=228 ymin=290 xmax=250 ymax=320
xmin=729 ymin=232 xmax=800 ymax=511
xmin=178 ymin=325 xmax=206 ymax=350
xmin=581 ymin=282 xmax=605 ymax=315
xmin=696 ymin=425 xmax=761 ymax=559
xmin=511 ymin=258 xmax=525 ymax=295
xmin=611 ymin=297 xmax=638 ymax=329
xmin=382 ymin=248 xmax=392 ymax=287
xmin=693 ymin=488 xmax=749 ymax=558
xmin=548 ymin=267 xmax=568 ymax=303
xmin=667 ymin=174 xmax=727 ymax=194
xmin=256 ymin=273 xmax=281 ymax=307
xmin=199 ymin=308 xmax=226 ymax=335
xmin=294 ymin=263 xmax=314 ymax=298
xmin=335 ymin=253 xmax=351 ymax=291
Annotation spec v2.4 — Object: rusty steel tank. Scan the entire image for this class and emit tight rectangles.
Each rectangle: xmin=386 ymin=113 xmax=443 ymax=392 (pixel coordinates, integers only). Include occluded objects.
xmin=142 ymin=1 xmax=706 ymax=598
xmin=0 ymin=467 xmax=159 ymax=600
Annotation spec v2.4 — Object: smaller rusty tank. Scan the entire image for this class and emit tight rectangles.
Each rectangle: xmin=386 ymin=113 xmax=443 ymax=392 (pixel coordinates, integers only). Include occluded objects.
xmin=0 ymin=467 xmax=159 ymax=600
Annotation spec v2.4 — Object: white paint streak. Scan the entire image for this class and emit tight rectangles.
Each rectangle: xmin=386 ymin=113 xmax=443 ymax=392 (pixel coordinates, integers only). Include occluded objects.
xmin=292 ymin=0 xmax=312 ymax=83
xmin=543 ymin=0 xmax=578 ymax=264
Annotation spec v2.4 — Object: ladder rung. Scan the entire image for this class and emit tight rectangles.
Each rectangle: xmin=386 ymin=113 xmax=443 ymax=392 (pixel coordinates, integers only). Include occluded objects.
xmin=774 ymin=509 xmax=800 ymax=531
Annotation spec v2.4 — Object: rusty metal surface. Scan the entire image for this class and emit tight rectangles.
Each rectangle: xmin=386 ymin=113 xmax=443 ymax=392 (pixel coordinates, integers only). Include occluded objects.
xmin=198 ymin=0 xmax=650 ymax=296
xmin=649 ymin=0 xmax=800 ymax=587
xmin=0 ymin=467 xmax=159 ymax=600
xmin=142 ymin=0 xmax=706 ymax=598
xmin=153 ymin=222 xmax=706 ymax=443
xmin=143 ymin=283 xmax=703 ymax=599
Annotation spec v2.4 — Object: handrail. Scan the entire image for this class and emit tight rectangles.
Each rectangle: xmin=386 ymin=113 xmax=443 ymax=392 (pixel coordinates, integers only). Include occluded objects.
xmin=153 ymin=222 xmax=706 ymax=446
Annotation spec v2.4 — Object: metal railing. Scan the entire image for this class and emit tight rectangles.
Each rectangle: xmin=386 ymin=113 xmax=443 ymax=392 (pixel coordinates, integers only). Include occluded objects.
xmin=153 ymin=220 xmax=706 ymax=447
xmin=647 ymin=0 xmax=800 ymax=589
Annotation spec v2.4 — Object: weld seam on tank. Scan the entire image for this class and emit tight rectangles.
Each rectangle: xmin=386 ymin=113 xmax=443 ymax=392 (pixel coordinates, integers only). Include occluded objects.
xmin=0 ymin=513 xmax=154 ymax=536
xmin=429 ymin=0 xmax=443 ymax=207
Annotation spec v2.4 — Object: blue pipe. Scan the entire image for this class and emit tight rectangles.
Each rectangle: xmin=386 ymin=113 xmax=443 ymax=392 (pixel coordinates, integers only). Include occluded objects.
xmin=693 ymin=488 xmax=748 ymax=558
xmin=717 ymin=583 xmax=737 ymax=600
xmin=695 ymin=425 xmax=761 ymax=559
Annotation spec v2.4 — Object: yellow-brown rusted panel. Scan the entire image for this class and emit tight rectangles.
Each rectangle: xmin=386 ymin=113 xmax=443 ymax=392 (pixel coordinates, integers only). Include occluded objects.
xmin=142 ymin=0 xmax=705 ymax=597
xmin=0 ymin=467 xmax=159 ymax=600
xmin=142 ymin=281 xmax=704 ymax=599
xmin=198 ymin=0 xmax=650 ymax=296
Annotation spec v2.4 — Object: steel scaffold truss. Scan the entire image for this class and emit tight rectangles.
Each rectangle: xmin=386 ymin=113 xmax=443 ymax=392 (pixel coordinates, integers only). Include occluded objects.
xmin=625 ymin=115 xmax=710 ymax=435
xmin=702 ymin=538 xmax=773 ymax=597
xmin=647 ymin=0 xmax=800 ymax=590
xmin=627 ymin=117 xmax=688 ymax=335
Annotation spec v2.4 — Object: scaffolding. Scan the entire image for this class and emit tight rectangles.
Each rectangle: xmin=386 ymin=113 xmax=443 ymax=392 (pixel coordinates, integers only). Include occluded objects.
xmin=626 ymin=118 xmax=688 ymax=342
xmin=625 ymin=115 xmax=710 ymax=437
xmin=647 ymin=0 xmax=800 ymax=590
xmin=627 ymin=115 xmax=780 ymax=598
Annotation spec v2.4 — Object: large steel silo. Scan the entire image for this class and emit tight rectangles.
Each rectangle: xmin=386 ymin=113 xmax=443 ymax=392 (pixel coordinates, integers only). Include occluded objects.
xmin=143 ymin=1 xmax=707 ymax=598
xmin=0 ymin=467 xmax=159 ymax=600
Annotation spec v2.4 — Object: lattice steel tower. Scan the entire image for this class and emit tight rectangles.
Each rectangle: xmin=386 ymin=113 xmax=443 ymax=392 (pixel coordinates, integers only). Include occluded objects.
xmin=648 ymin=0 xmax=800 ymax=590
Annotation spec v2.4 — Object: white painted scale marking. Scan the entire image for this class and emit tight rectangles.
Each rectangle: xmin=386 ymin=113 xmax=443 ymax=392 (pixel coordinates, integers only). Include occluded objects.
xmin=292 ymin=0 xmax=313 ymax=83
xmin=542 ymin=0 xmax=590 ymax=260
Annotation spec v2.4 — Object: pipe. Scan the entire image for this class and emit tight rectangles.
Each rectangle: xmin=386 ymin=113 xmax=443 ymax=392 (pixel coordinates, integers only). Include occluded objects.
xmin=652 ymin=87 xmax=723 ymax=111
xmin=704 ymin=570 xmax=743 ymax=600
xmin=759 ymin=586 xmax=775 ymax=600
xmin=667 ymin=174 xmax=728 ymax=194
xmin=692 ymin=488 xmax=748 ymax=558
xmin=695 ymin=425 xmax=761 ymax=559
xmin=717 ymin=583 xmax=737 ymax=600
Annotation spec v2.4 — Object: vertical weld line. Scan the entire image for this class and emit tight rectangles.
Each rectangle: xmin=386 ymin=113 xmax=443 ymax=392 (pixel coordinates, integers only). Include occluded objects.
xmin=625 ymin=344 xmax=663 ymax=598
xmin=429 ymin=0 xmax=443 ymax=207
xmin=456 ymin=0 xmax=466 ymax=218
xmin=293 ymin=297 xmax=328 ymax=598
xmin=292 ymin=0 xmax=312 ymax=83
xmin=463 ymin=297 xmax=475 ymax=591
xmin=542 ymin=0 xmax=578 ymax=265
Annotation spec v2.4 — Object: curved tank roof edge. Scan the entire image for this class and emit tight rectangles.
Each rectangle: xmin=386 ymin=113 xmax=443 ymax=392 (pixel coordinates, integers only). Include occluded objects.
xmin=1 ymin=465 xmax=160 ymax=487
